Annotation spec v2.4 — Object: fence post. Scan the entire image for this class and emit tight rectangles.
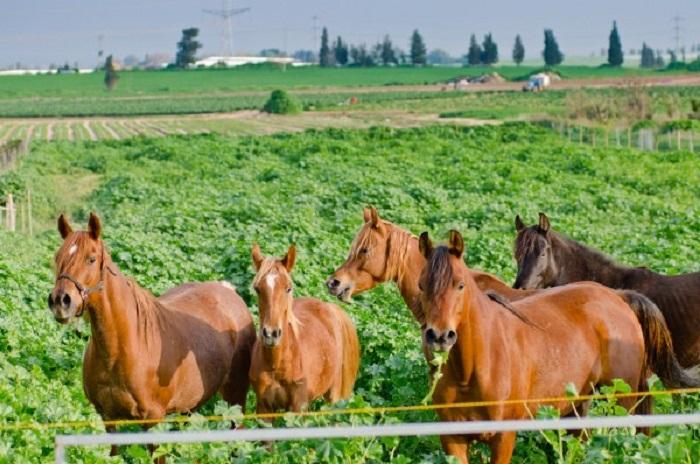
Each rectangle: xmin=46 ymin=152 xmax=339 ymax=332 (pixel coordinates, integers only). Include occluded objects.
xmin=27 ymin=189 xmax=33 ymax=237
xmin=677 ymin=131 xmax=682 ymax=150
xmin=6 ymin=193 xmax=15 ymax=232
xmin=627 ymin=127 xmax=632 ymax=148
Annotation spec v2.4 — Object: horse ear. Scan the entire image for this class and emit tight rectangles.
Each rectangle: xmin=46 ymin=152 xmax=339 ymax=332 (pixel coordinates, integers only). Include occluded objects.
xmin=418 ymin=231 xmax=433 ymax=259
xmin=282 ymin=244 xmax=296 ymax=272
xmin=363 ymin=207 xmax=371 ymax=223
xmin=538 ymin=212 xmax=551 ymax=234
xmin=447 ymin=230 xmax=465 ymax=258
xmin=363 ymin=206 xmax=380 ymax=228
xmin=57 ymin=214 xmax=73 ymax=239
xmin=87 ymin=212 xmax=102 ymax=240
xmin=515 ymin=215 xmax=526 ymax=232
xmin=251 ymin=243 xmax=264 ymax=271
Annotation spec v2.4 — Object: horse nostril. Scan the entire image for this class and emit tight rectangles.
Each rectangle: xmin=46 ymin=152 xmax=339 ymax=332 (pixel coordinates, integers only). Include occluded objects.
xmin=327 ymin=278 xmax=340 ymax=289
xmin=425 ymin=328 xmax=437 ymax=343
xmin=262 ymin=327 xmax=270 ymax=338
xmin=61 ymin=293 xmax=71 ymax=307
xmin=446 ymin=330 xmax=457 ymax=341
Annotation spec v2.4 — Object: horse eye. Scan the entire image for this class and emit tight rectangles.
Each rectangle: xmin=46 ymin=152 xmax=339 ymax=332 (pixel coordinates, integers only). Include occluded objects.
xmin=457 ymin=282 xmax=465 ymax=290
xmin=359 ymin=248 xmax=369 ymax=255
xmin=286 ymin=287 xmax=292 ymax=293
xmin=88 ymin=256 xmax=97 ymax=264
xmin=418 ymin=282 xmax=424 ymax=292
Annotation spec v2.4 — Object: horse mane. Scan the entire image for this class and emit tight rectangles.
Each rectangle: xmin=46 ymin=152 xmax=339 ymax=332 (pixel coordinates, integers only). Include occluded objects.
xmin=252 ymin=257 xmax=301 ymax=334
xmin=425 ymin=246 xmax=455 ymax=298
xmin=485 ymin=291 xmax=540 ymax=328
xmin=513 ymin=228 xmax=543 ymax=262
xmin=349 ymin=220 xmax=414 ymax=282
xmin=428 ymin=246 xmax=537 ymax=327
xmin=518 ymin=225 xmax=641 ymax=288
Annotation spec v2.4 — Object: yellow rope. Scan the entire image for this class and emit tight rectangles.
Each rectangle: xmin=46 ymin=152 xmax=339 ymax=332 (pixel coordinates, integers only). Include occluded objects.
xmin=1 ymin=387 xmax=699 ymax=432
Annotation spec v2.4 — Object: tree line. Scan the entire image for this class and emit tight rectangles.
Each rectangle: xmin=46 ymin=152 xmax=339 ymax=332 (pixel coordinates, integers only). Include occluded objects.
xmin=316 ymin=21 xmax=678 ymax=69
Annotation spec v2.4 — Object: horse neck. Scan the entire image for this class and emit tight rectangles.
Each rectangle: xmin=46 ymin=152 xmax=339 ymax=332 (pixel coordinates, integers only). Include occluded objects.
xmin=448 ymin=273 xmax=500 ymax=385
xmin=86 ymin=262 xmax=158 ymax=364
xmin=263 ymin=318 xmax=303 ymax=378
xmin=554 ymin=233 xmax=633 ymax=287
xmin=385 ymin=225 xmax=424 ymax=320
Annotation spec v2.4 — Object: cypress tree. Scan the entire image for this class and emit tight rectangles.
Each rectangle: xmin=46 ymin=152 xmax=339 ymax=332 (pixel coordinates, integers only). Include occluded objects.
xmin=319 ymin=27 xmax=333 ymax=66
xmin=104 ymin=55 xmax=119 ymax=90
xmin=334 ymin=36 xmax=349 ymax=66
xmin=640 ymin=43 xmax=655 ymax=68
xmin=607 ymin=21 xmax=624 ymax=66
xmin=467 ymin=34 xmax=482 ymax=65
xmin=512 ymin=35 xmax=525 ymax=65
xmin=381 ymin=35 xmax=397 ymax=65
xmin=410 ymin=30 xmax=427 ymax=65
xmin=543 ymin=29 xmax=564 ymax=66
xmin=481 ymin=33 xmax=499 ymax=65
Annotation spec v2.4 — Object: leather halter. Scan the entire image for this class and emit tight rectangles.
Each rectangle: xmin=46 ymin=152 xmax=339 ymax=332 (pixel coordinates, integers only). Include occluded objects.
xmin=55 ymin=244 xmax=115 ymax=317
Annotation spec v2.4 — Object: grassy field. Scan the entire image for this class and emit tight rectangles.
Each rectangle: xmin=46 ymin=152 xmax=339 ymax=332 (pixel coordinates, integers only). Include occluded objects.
xmin=1 ymin=64 xmax=691 ymax=118
xmin=1 ymin=124 xmax=700 ymax=462
xmin=0 ymin=65 xmax=672 ymax=98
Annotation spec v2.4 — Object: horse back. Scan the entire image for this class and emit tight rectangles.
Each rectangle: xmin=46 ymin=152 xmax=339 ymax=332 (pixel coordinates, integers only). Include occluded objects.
xmin=158 ymin=281 xmax=253 ymax=332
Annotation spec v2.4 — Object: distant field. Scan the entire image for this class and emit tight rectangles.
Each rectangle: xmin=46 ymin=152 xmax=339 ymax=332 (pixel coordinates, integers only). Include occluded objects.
xmin=0 ymin=65 xmax=673 ymax=99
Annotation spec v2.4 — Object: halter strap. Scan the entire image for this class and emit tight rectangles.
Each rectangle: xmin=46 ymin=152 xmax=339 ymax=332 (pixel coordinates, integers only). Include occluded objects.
xmin=55 ymin=243 xmax=116 ymax=317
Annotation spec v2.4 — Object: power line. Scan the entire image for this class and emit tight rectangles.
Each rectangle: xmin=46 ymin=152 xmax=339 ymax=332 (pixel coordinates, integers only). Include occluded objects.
xmin=203 ymin=0 xmax=251 ymax=56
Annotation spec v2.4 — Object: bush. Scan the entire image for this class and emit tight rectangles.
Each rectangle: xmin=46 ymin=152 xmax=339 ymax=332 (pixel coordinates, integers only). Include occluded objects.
xmin=262 ymin=90 xmax=302 ymax=115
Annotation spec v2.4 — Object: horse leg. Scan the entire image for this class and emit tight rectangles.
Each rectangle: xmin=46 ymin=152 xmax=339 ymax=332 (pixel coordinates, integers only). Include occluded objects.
xmin=488 ymin=432 xmax=516 ymax=464
xmin=105 ymin=424 xmax=119 ymax=457
xmin=440 ymin=435 xmax=469 ymax=464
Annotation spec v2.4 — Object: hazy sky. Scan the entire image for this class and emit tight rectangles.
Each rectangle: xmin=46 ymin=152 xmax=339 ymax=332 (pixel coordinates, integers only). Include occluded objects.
xmin=2 ymin=0 xmax=700 ymax=68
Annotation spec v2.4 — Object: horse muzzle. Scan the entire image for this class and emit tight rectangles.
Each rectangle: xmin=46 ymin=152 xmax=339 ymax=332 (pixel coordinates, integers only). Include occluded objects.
xmin=325 ymin=276 xmax=352 ymax=302
xmin=48 ymin=290 xmax=80 ymax=323
xmin=423 ymin=326 xmax=457 ymax=352
xmin=261 ymin=326 xmax=282 ymax=347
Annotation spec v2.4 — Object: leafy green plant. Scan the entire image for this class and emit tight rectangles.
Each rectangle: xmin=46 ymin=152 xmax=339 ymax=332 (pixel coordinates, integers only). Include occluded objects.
xmin=262 ymin=89 xmax=302 ymax=115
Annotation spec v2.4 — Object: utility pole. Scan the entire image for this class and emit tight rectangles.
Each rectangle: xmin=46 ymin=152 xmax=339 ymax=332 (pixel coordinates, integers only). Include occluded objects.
xmin=97 ymin=35 xmax=104 ymax=68
xmin=203 ymin=0 xmax=251 ymax=57
xmin=672 ymin=15 xmax=683 ymax=60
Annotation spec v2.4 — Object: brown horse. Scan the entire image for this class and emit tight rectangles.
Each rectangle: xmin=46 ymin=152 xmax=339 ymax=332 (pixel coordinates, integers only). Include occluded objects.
xmin=326 ymin=207 xmax=537 ymax=325
xmin=417 ymin=230 xmax=697 ymax=464
xmin=48 ymin=213 xmax=255 ymax=456
xmin=249 ymin=244 xmax=360 ymax=413
xmin=513 ymin=213 xmax=700 ymax=367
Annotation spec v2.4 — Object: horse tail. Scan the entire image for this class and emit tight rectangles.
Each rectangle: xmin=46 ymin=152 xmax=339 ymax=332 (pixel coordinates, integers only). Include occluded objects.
xmin=617 ymin=290 xmax=700 ymax=388
xmin=336 ymin=308 xmax=360 ymax=399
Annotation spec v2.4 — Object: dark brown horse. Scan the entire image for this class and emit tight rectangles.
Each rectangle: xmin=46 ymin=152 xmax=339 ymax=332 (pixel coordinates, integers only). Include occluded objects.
xmin=48 ymin=213 xmax=256 ymax=457
xmin=418 ymin=230 xmax=696 ymax=464
xmin=513 ymin=212 xmax=700 ymax=367
xmin=249 ymin=244 xmax=360 ymax=413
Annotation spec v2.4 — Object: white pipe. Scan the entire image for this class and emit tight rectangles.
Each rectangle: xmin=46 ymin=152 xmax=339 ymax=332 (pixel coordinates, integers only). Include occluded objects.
xmin=55 ymin=414 xmax=700 ymax=463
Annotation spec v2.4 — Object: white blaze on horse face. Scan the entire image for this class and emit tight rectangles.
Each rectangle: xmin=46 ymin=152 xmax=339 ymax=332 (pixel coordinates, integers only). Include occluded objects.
xmin=69 ymin=244 xmax=78 ymax=256
xmin=265 ymin=272 xmax=278 ymax=291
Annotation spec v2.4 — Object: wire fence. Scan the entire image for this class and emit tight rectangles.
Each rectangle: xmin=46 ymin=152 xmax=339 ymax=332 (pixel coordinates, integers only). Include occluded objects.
xmin=54 ymin=413 xmax=700 ymax=464
xmin=4 ymin=386 xmax=700 ymax=432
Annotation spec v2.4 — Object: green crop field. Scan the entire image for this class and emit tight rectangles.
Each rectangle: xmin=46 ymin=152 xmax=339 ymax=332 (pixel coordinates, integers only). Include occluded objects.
xmin=0 ymin=64 xmax=686 ymax=118
xmin=1 ymin=124 xmax=700 ymax=462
